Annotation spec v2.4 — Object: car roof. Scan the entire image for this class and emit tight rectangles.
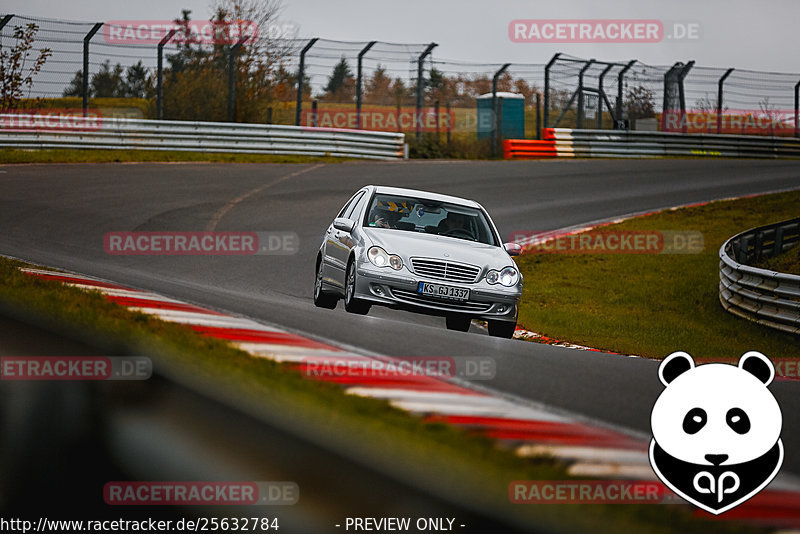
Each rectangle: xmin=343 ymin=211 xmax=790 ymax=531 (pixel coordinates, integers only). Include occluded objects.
xmin=369 ymin=185 xmax=481 ymax=208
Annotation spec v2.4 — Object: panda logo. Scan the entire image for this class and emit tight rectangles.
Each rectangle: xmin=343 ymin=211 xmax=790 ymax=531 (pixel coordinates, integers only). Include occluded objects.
xmin=649 ymin=351 xmax=784 ymax=515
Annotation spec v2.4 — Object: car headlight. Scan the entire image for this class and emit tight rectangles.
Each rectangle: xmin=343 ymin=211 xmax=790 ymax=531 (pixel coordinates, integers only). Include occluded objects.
xmin=486 ymin=266 xmax=519 ymax=287
xmin=367 ymin=246 xmax=403 ymax=270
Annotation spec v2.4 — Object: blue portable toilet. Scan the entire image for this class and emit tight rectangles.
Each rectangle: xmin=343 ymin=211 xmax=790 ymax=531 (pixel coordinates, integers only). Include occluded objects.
xmin=477 ymin=92 xmax=525 ymax=140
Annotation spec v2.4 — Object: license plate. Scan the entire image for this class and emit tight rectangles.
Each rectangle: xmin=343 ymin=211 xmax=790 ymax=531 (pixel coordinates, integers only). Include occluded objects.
xmin=417 ymin=282 xmax=470 ymax=301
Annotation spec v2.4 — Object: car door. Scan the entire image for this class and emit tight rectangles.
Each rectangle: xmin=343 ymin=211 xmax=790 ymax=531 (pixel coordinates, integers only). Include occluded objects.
xmin=325 ymin=190 xmax=366 ymax=289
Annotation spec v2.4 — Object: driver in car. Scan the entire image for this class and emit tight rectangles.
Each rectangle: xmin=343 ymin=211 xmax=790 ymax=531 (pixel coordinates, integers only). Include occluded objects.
xmin=437 ymin=212 xmax=469 ymax=234
xmin=372 ymin=209 xmax=402 ymax=229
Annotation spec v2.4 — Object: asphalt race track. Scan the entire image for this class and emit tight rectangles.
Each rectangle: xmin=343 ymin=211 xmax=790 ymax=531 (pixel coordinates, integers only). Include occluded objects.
xmin=1 ymin=158 xmax=798 ymax=473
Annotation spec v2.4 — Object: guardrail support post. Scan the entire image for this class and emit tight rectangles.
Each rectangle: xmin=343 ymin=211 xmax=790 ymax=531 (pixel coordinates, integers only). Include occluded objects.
xmin=795 ymin=80 xmax=800 ymax=138
xmin=597 ymin=63 xmax=615 ymax=129
xmin=415 ymin=42 xmax=438 ymax=142
xmin=228 ymin=37 xmax=247 ymax=122
xmin=716 ymin=68 xmax=734 ymax=134
xmin=491 ymin=63 xmax=511 ymax=157
xmin=543 ymin=53 xmax=561 ymax=129
xmin=577 ymin=59 xmax=595 ymax=129
xmin=82 ymin=23 xmax=103 ymax=118
xmin=156 ymin=29 xmax=176 ymax=120
xmin=616 ymin=60 xmax=635 ymax=130
xmin=295 ymin=38 xmax=319 ymax=126
xmin=356 ymin=41 xmax=377 ymax=130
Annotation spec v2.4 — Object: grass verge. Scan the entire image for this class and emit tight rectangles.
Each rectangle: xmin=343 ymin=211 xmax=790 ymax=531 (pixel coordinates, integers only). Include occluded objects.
xmin=755 ymin=243 xmax=800 ymax=275
xmin=0 ymin=149 xmax=358 ymax=165
xmin=0 ymin=256 xmax=769 ymax=534
xmin=516 ymin=190 xmax=800 ymax=359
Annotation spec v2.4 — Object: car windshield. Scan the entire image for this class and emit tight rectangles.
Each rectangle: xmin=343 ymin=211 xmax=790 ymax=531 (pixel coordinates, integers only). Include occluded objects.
xmin=363 ymin=193 xmax=498 ymax=246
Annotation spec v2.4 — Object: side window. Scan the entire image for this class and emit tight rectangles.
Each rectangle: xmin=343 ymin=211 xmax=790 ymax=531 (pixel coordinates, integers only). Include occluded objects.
xmin=344 ymin=191 xmax=366 ymax=220
xmin=337 ymin=192 xmax=361 ymax=218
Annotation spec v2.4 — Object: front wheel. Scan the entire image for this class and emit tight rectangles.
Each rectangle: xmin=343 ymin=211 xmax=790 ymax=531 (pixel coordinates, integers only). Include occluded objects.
xmin=313 ymin=257 xmax=338 ymax=309
xmin=344 ymin=259 xmax=371 ymax=315
xmin=445 ymin=314 xmax=471 ymax=332
xmin=487 ymin=320 xmax=517 ymax=339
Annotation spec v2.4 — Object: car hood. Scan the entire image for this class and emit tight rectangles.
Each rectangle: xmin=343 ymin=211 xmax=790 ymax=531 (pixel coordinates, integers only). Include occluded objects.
xmin=363 ymin=228 xmax=513 ymax=269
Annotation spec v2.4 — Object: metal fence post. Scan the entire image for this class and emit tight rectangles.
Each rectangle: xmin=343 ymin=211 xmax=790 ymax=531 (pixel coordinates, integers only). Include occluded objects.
xmin=497 ymin=97 xmax=504 ymax=155
xmin=0 ymin=14 xmax=13 ymax=32
xmin=356 ymin=41 xmax=377 ymax=129
xmin=446 ymin=101 xmax=451 ymax=144
xmin=82 ymin=23 xmax=103 ymax=117
xmin=434 ymin=99 xmax=440 ymax=140
xmin=717 ymin=67 xmax=734 ymax=134
xmin=576 ymin=59 xmax=595 ymax=129
xmin=228 ymin=37 xmax=247 ymax=122
xmin=543 ymin=53 xmax=561 ymax=129
xmin=616 ymin=60 xmax=635 ymax=129
xmin=662 ymin=63 xmax=681 ymax=131
xmin=295 ymin=38 xmax=318 ymax=126
xmin=416 ymin=42 xmax=437 ymax=142
xmin=311 ymin=99 xmax=318 ymax=127
xmin=678 ymin=61 xmax=695 ymax=133
xmin=156 ymin=28 xmax=176 ymax=120
xmin=795 ymin=80 xmax=800 ymax=138
xmin=597 ymin=63 xmax=614 ymax=129
xmin=491 ymin=63 xmax=511 ymax=157
xmin=535 ymin=92 xmax=541 ymax=139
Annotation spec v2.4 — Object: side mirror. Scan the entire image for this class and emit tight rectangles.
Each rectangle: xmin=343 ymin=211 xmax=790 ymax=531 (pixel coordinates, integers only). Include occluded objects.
xmin=504 ymin=242 xmax=522 ymax=256
xmin=333 ymin=217 xmax=355 ymax=233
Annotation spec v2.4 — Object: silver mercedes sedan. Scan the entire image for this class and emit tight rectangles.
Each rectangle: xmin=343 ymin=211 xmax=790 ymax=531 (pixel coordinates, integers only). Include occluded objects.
xmin=314 ymin=185 xmax=522 ymax=338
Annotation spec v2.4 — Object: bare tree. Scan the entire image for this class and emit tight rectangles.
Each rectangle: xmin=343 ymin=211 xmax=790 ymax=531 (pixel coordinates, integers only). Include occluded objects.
xmin=0 ymin=23 xmax=52 ymax=109
xmin=758 ymin=97 xmax=781 ymax=135
xmin=210 ymin=0 xmax=298 ymax=77
xmin=624 ymin=85 xmax=655 ymax=120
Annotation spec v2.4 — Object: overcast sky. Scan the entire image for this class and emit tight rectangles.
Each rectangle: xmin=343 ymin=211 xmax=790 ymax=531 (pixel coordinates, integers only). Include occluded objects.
xmin=3 ymin=0 xmax=799 ymax=73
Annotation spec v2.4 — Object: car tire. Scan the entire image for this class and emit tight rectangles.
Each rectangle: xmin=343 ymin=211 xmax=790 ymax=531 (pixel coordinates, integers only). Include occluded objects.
xmin=344 ymin=258 xmax=371 ymax=315
xmin=488 ymin=320 xmax=517 ymax=339
xmin=313 ymin=256 xmax=338 ymax=309
xmin=445 ymin=314 xmax=471 ymax=332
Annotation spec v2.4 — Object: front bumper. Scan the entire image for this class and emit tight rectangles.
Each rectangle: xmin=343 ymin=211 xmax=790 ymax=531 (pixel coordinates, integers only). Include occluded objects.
xmin=355 ymin=262 xmax=520 ymax=321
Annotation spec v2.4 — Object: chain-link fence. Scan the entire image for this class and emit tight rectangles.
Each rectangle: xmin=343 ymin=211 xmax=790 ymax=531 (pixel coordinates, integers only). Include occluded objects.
xmin=2 ymin=13 xmax=800 ymax=145
xmin=545 ymin=55 xmax=800 ymax=137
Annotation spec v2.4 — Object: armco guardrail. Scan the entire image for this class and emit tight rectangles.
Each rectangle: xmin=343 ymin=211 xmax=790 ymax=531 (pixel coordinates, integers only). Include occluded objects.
xmin=504 ymin=128 xmax=800 ymax=159
xmin=719 ymin=218 xmax=800 ymax=335
xmin=0 ymin=114 xmax=405 ymax=160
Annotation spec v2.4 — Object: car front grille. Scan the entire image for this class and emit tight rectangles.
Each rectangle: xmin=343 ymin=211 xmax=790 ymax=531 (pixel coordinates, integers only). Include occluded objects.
xmin=410 ymin=258 xmax=480 ymax=283
xmin=390 ymin=288 xmax=493 ymax=312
